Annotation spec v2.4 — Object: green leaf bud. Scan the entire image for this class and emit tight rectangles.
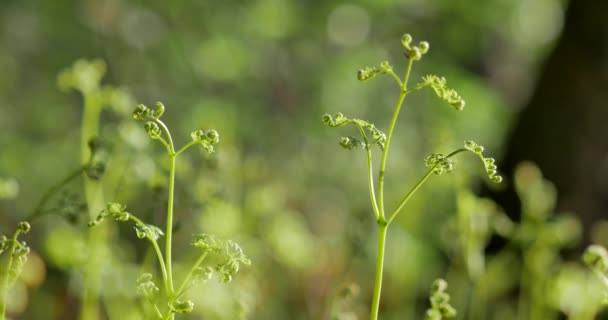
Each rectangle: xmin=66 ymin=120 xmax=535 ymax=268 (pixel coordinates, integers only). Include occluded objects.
xmin=144 ymin=121 xmax=161 ymax=139
xmin=408 ymin=47 xmax=422 ymax=60
xmin=418 ymin=41 xmax=430 ymax=54
xmin=154 ymin=101 xmax=165 ymax=118
xmin=206 ymin=129 xmax=220 ymax=144
xmin=424 ymin=153 xmax=455 ymax=175
xmin=357 ymin=67 xmax=380 ymax=81
xmin=431 ymin=278 xmax=448 ymax=294
xmin=463 ymin=141 xmax=503 ymax=183
xmin=133 ymin=104 xmax=154 ymax=121
xmin=193 ymin=266 xmax=214 ymax=283
xmin=421 ymin=75 xmax=465 ymax=110
xmin=584 ymin=245 xmax=608 ymax=273
xmin=134 ymin=223 xmax=164 ymax=241
xmin=401 ymin=33 xmax=413 ymax=49
xmin=169 ymin=300 xmax=194 ymax=314
xmin=192 ymin=233 xmax=225 ymax=253
xmin=379 ymin=61 xmax=393 ymax=74
xmin=449 ymin=99 xmax=465 ymax=111
xmin=85 ymin=161 xmax=106 ymax=180
xmin=425 ymin=309 xmax=442 ymax=320
xmin=321 ymin=112 xmax=349 ymax=127
xmin=17 ymin=221 xmax=31 ymax=234
xmin=426 ymin=278 xmax=456 ymax=319
xmin=105 ymin=202 xmax=130 ymax=221
xmin=339 ymin=136 xmax=365 ymax=150
xmin=137 ymin=273 xmax=160 ymax=299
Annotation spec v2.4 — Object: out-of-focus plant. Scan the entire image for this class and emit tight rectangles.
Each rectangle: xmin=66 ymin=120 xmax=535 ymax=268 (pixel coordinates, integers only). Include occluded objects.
xmin=53 ymin=59 xmax=131 ymax=320
xmin=0 ymin=222 xmax=30 ymax=320
xmin=502 ymin=162 xmax=581 ymax=320
xmin=322 ymin=33 xmax=502 ymax=320
xmin=89 ymin=103 xmax=250 ymax=319
xmin=424 ymin=279 xmax=456 ymax=320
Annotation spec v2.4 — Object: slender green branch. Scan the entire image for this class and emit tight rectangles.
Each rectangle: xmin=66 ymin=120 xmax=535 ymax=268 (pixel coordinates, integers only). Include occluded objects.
xmin=174 ymin=141 xmax=199 ymax=157
xmin=152 ymin=304 xmax=163 ymax=319
xmin=157 ymin=136 xmax=173 ymax=155
xmin=377 ymin=58 xmax=415 ymax=221
xmin=152 ymin=119 xmax=177 ymax=298
xmin=128 ymin=216 xmax=169 ymax=290
xmin=385 ymin=69 xmax=403 ymax=88
xmin=155 ymin=120 xmax=176 ymax=154
xmin=369 ymin=224 xmax=388 ymax=320
xmin=387 ymin=148 xmax=468 ymax=224
xmin=402 ymin=58 xmax=415 ymax=90
xmin=387 ymin=167 xmax=435 ymax=224
xmin=165 ymin=154 xmax=177 ymax=297
xmin=163 ymin=311 xmax=174 ymax=320
xmin=175 ymin=252 xmax=209 ymax=298
xmin=354 ymin=124 xmax=380 ymax=219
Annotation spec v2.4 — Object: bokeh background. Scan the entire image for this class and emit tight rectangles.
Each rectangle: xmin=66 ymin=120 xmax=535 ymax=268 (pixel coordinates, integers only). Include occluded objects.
xmin=1 ymin=0 xmax=607 ymax=319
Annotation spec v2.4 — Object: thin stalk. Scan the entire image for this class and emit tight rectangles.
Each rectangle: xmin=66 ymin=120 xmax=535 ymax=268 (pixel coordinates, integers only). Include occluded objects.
xmin=165 ymin=154 xmax=177 ymax=298
xmin=387 ymin=167 xmax=435 ymax=224
xmin=175 ymin=252 xmax=209 ymax=298
xmin=155 ymin=120 xmax=176 ymax=298
xmin=369 ymin=223 xmax=388 ymax=320
xmin=355 ymin=125 xmax=380 ymax=219
xmin=128 ymin=216 xmax=169 ymax=290
xmin=376 ymin=58 xmax=415 ymax=221
xmin=80 ymin=93 xmax=105 ymax=320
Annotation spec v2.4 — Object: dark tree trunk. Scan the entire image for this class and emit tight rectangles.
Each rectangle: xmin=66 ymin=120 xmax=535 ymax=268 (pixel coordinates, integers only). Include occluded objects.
xmin=493 ymin=0 xmax=608 ymax=241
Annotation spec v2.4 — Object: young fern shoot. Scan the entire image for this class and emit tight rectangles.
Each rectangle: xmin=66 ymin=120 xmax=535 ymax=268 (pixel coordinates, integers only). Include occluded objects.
xmin=0 ymin=222 xmax=31 ymax=320
xmin=88 ymin=103 xmax=250 ymax=319
xmin=322 ymin=33 xmax=502 ymax=320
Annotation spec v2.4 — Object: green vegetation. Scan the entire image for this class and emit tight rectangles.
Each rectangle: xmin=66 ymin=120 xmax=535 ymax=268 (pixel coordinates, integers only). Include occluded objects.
xmin=0 ymin=2 xmax=606 ymax=319
xmin=323 ymin=33 xmax=501 ymax=320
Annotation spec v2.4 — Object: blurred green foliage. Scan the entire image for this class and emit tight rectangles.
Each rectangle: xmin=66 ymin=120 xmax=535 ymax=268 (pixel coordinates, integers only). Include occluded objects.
xmin=2 ymin=0 xmax=604 ymax=319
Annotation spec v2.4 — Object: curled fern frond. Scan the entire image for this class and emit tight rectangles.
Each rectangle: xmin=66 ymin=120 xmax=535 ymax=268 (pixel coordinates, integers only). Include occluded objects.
xmin=421 ymin=75 xmax=465 ymax=111
xmin=322 ymin=113 xmax=386 ymax=150
xmin=424 ymin=154 xmax=455 ymax=175
xmin=464 ymin=141 xmax=502 ymax=183
xmin=425 ymin=279 xmax=457 ymax=320
xmin=190 ymin=129 xmax=220 ymax=153
xmin=136 ymin=273 xmax=160 ymax=299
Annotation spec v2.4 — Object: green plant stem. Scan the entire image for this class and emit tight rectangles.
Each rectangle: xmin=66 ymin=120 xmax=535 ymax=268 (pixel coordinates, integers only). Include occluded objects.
xmin=377 ymin=58 xmax=414 ymax=222
xmin=128 ymin=216 xmax=169 ymax=289
xmin=370 ymin=223 xmax=388 ymax=320
xmin=80 ymin=93 xmax=105 ymax=320
xmin=174 ymin=141 xmax=198 ymax=157
xmin=355 ymin=125 xmax=380 ymax=219
xmin=0 ymin=229 xmax=23 ymax=320
xmin=175 ymin=252 xmax=209 ymax=298
xmin=387 ymin=148 xmax=466 ymax=224
xmin=387 ymin=167 xmax=434 ymax=224
xmin=155 ymin=120 xmax=176 ymax=300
